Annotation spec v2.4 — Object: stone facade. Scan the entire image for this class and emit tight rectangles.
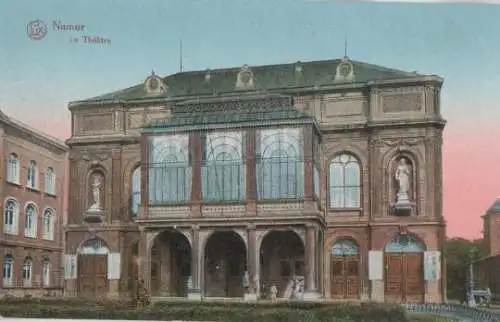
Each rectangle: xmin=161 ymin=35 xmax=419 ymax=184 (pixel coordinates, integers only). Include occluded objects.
xmin=0 ymin=112 xmax=68 ymax=297
xmin=64 ymin=58 xmax=446 ymax=303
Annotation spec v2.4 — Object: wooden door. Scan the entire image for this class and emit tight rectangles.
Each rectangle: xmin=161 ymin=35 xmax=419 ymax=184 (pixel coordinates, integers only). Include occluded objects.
xmin=385 ymin=253 xmax=423 ymax=303
xmin=330 ymin=256 xmax=359 ymax=299
xmin=78 ymin=255 xmax=108 ymax=298
xmin=405 ymin=254 xmax=424 ymax=303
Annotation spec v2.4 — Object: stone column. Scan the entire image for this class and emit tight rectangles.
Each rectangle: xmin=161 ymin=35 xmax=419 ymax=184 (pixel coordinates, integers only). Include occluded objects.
xmin=138 ymin=228 xmax=151 ymax=292
xmin=188 ymin=226 xmax=202 ymax=300
xmin=304 ymin=224 xmax=320 ymax=300
xmin=245 ymin=225 xmax=258 ymax=301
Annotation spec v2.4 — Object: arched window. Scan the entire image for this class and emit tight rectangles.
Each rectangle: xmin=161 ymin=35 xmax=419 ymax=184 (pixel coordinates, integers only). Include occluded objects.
xmin=149 ymin=135 xmax=191 ymax=204
xmin=3 ymin=254 xmax=13 ymax=286
xmin=257 ymin=128 xmax=304 ymax=199
xmin=328 ymin=154 xmax=361 ymax=208
xmin=79 ymin=238 xmax=110 ymax=255
xmin=3 ymin=199 xmax=19 ymax=235
xmin=332 ymin=239 xmax=359 ymax=256
xmin=42 ymin=209 xmax=54 ymax=240
xmin=22 ymin=257 xmax=33 ymax=286
xmin=24 ymin=204 xmax=37 ymax=238
xmin=384 ymin=235 xmax=425 ymax=253
xmin=42 ymin=258 xmax=50 ymax=287
xmin=45 ymin=167 xmax=56 ymax=194
xmin=7 ymin=154 xmax=20 ymax=184
xmin=202 ymin=131 xmax=245 ymax=201
xmin=131 ymin=167 xmax=141 ymax=217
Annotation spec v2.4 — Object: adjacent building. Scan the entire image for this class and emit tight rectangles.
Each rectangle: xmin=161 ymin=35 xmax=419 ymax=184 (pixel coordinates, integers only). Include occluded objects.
xmin=0 ymin=110 xmax=68 ymax=296
xmin=475 ymin=199 xmax=500 ymax=298
xmin=64 ymin=56 xmax=446 ymax=303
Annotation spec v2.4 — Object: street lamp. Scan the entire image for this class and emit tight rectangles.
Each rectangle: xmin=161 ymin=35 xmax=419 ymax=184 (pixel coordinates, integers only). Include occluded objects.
xmin=468 ymin=247 xmax=477 ymax=307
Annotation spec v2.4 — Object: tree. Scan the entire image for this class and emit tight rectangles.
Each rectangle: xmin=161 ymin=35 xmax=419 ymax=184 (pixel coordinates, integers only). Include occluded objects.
xmin=444 ymin=237 xmax=486 ymax=301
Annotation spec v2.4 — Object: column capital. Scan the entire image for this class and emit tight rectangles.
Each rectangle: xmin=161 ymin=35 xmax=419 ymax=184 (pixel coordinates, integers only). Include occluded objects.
xmin=305 ymin=223 xmax=317 ymax=230
xmin=246 ymin=223 xmax=257 ymax=230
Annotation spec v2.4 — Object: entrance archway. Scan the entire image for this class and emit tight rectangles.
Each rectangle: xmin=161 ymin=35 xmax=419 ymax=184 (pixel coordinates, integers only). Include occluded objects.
xmin=260 ymin=230 xmax=305 ymax=299
xmin=330 ymin=238 xmax=360 ymax=299
xmin=384 ymin=234 xmax=425 ymax=303
xmin=77 ymin=237 xmax=109 ymax=297
xmin=204 ymin=231 xmax=246 ymax=298
xmin=150 ymin=231 xmax=191 ymax=297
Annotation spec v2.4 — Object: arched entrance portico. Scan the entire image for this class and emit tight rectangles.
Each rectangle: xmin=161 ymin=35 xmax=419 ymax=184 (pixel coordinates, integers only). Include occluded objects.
xmin=77 ymin=237 xmax=109 ymax=298
xmin=150 ymin=231 xmax=191 ymax=297
xmin=260 ymin=230 xmax=305 ymax=299
xmin=204 ymin=231 xmax=247 ymax=298
xmin=330 ymin=238 xmax=360 ymax=299
xmin=384 ymin=234 xmax=425 ymax=303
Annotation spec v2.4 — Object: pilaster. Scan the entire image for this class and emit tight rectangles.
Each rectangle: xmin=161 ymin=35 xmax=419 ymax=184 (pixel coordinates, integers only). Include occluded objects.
xmin=190 ymin=133 xmax=202 ymax=217
xmin=140 ymin=134 xmax=149 ymax=218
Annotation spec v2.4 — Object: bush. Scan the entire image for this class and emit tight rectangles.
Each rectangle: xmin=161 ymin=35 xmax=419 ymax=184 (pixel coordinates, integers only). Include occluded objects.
xmin=0 ymin=297 xmax=410 ymax=322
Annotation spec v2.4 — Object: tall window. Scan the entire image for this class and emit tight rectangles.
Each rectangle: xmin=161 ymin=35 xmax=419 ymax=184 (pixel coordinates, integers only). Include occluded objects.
xmin=22 ymin=257 xmax=32 ymax=286
xmin=257 ymin=128 xmax=304 ymax=199
xmin=328 ymin=154 xmax=361 ymax=208
xmin=3 ymin=199 xmax=18 ymax=235
xmin=7 ymin=154 xmax=20 ymax=184
xmin=24 ymin=204 xmax=37 ymax=238
xmin=42 ymin=259 xmax=50 ymax=287
xmin=202 ymin=131 xmax=245 ymax=201
xmin=131 ymin=167 xmax=141 ymax=217
xmin=27 ymin=161 xmax=37 ymax=189
xmin=3 ymin=255 xmax=13 ymax=286
xmin=42 ymin=209 xmax=54 ymax=240
xmin=148 ymin=135 xmax=191 ymax=204
xmin=44 ymin=167 xmax=55 ymax=194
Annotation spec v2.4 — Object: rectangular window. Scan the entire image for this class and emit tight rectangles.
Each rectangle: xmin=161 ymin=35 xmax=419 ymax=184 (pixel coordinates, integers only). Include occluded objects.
xmin=201 ymin=131 xmax=245 ymax=202
xmin=42 ymin=261 xmax=50 ymax=286
xmin=148 ymin=135 xmax=192 ymax=204
xmin=7 ymin=155 xmax=20 ymax=184
xmin=257 ymin=128 xmax=304 ymax=199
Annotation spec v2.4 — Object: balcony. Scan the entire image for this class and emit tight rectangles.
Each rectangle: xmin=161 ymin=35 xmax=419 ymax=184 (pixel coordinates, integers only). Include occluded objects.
xmin=141 ymin=96 xmax=321 ymax=220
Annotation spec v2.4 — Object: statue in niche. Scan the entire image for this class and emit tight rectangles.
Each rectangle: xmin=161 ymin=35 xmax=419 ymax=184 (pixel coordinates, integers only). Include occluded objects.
xmin=89 ymin=174 xmax=102 ymax=211
xmin=394 ymin=158 xmax=411 ymax=204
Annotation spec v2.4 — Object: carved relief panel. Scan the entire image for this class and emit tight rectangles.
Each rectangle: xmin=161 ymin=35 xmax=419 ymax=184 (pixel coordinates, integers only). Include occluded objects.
xmin=75 ymin=112 xmax=115 ymax=135
xmin=320 ymin=93 xmax=367 ymax=125
xmin=371 ymin=86 xmax=426 ymax=121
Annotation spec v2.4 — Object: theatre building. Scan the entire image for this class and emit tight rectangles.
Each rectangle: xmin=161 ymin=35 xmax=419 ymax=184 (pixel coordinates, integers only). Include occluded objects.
xmin=64 ymin=56 xmax=445 ymax=303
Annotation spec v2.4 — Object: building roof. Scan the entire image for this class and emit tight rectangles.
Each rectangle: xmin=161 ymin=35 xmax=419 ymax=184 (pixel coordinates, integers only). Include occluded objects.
xmin=0 ymin=109 xmax=68 ymax=152
xmin=143 ymin=96 xmax=318 ymax=133
xmin=70 ymin=58 xmax=427 ymax=106
xmin=487 ymin=198 xmax=500 ymax=214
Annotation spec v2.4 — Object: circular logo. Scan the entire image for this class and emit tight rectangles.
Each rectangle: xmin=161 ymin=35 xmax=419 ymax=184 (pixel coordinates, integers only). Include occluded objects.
xmin=27 ymin=20 xmax=48 ymax=40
